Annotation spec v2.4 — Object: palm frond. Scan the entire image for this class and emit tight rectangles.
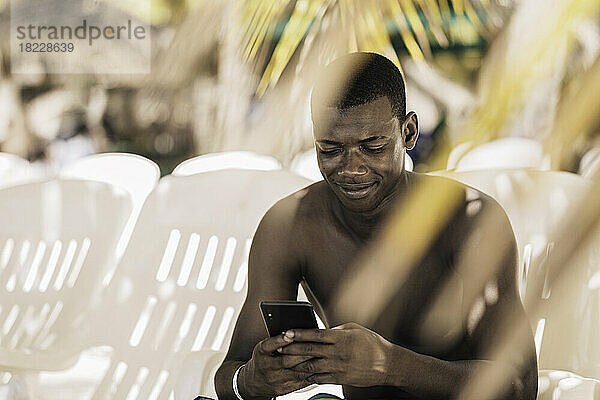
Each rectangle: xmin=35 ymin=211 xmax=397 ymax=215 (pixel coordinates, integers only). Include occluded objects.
xmin=460 ymin=0 xmax=599 ymax=147
xmin=398 ymin=0 xmax=432 ymax=58
xmin=338 ymin=0 xmax=359 ymax=52
xmin=240 ymin=1 xmax=281 ymax=62
xmin=255 ymin=0 xmax=331 ymax=96
xmin=239 ymin=0 xmax=505 ymax=97
xmin=463 ymin=0 xmax=488 ymax=37
xmin=546 ymin=57 xmax=600 ymax=169
xmin=387 ymin=0 xmax=425 ymax=61
xmin=355 ymin=2 xmax=400 ymax=65
xmin=415 ymin=0 xmax=450 ymax=48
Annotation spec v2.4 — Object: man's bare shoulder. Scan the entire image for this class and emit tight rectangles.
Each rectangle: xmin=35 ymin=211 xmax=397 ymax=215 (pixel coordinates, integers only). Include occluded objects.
xmin=420 ymin=172 xmax=508 ymax=216
xmin=419 ymin=172 xmax=516 ymax=255
xmin=254 ymin=181 xmax=332 ymax=249
xmin=250 ymin=181 xmax=331 ymax=272
xmin=263 ymin=180 xmax=331 ymax=225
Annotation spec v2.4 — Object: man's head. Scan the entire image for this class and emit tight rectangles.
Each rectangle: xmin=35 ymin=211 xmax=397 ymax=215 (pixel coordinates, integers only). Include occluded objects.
xmin=310 ymin=52 xmax=418 ymax=214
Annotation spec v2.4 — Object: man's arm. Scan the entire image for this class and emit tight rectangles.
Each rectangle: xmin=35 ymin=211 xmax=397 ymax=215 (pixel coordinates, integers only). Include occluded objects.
xmin=214 ymin=196 xmax=314 ymax=399
xmin=379 ymin=221 xmax=538 ymax=399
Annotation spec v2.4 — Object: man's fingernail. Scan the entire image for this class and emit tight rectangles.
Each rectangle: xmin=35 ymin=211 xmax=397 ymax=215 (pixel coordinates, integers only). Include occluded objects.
xmin=277 ymin=347 xmax=283 ymax=353
xmin=284 ymin=331 xmax=294 ymax=340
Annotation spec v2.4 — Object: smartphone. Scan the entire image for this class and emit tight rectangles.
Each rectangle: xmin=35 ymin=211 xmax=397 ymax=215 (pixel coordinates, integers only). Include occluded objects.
xmin=260 ymin=301 xmax=319 ymax=337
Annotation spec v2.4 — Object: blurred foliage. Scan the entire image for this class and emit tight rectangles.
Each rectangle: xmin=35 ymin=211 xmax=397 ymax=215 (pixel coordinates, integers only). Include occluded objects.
xmin=2 ymin=0 xmax=599 ymax=174
xmin=457 ymin=0 xmax=600 ymax=161
xmin=238 ymin=0 xmax=510 ymax=96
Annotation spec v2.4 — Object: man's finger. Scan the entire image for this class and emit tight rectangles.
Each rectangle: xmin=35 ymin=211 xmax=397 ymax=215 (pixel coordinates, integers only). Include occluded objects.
xmin=332 ymin=322 xmax=360 ymax=330
xmin=259 ymin=332 xmax=294 ymax=353
xmin=287 ymin=328 xmax=339 ymax=343
xmin=307 ymin=373 xmax=337 ymax=384
xmin=278 ymin=342 xmax=332 ymax=357
xmin=278 ymin=354 xmax=314 ymax=369
xmin=292 ymin=358 xmax=332 ymax=374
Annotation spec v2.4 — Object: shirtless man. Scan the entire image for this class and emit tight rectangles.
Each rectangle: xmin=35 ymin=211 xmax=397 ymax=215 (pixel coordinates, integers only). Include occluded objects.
xmin=214 ymin=52 xmax=537 ymax=399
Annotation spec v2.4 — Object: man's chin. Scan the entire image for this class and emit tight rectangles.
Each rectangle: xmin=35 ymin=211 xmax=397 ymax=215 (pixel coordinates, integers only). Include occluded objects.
xmin=337 ymin=195 xmax=379 ymax=214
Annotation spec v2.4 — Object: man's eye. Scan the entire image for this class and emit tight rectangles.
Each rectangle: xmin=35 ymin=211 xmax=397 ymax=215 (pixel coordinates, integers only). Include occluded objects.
xmin=318 ymin=147 xmax=342 ymax=155
xmin=362 ymin=145 xmax=386 ymax=153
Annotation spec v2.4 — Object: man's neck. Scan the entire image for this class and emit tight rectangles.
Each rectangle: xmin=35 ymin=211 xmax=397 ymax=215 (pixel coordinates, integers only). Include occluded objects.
xmin=333 ymin=170 xmax=412 ymax=242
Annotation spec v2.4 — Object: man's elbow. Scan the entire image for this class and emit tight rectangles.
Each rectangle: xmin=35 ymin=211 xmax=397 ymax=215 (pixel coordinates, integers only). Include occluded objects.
xmin=516 ymin=364 xmax=538 ymax=400
xmin=508 ymin=375 xmax=537 ymax=400
xmin=502 ymin=361 xmax=537 ymax=400
xmin=477 ymin=360 xmax=537 ymax=400
xmin=213 ymin=361 xmax=234 ymax=399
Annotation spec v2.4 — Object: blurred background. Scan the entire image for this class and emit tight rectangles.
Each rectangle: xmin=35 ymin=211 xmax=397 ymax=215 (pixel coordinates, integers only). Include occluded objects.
xmin=1 ymin=0 xmax=598 ymax=176
xmin=1 ymin=0 xmax=600 ymax=399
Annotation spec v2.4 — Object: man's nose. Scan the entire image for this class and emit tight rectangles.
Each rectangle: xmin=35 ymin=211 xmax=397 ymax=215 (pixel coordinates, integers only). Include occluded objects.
xmin=338 ymin=152 xmax=367 ymax=178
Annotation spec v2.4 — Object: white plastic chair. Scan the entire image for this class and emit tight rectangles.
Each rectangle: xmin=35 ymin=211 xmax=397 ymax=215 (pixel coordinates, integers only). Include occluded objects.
xmin=0 ymin=152 xmax=42 ymax=189
xmin=446 ymin=138 xmax=549 ymax=171
xmin=290 ymin=147 xmax=413 ymax=182
xmin=172 ymin=151 xmax=281 ymax=176
xmin=430 ymin=169 xmax=587 ymax=301
xmin=59 ymin=153 xmax=160 ymax=205
xmin=289 ymin=148 xmax=322 ymax=182
xmin=60 ymin=153 xmax=160 ymax=263
xmin=430 ymin=169 xmax=599 ymax=380
xmin=578 ymin=146 xmax=600 ymax=180
xmin=0 ymin=179 xmax=131 ymax=374
xmin=537 ymin=369 xmax=600 ymax=400
xmin=58 ymin=169 xmax=309 ymax=400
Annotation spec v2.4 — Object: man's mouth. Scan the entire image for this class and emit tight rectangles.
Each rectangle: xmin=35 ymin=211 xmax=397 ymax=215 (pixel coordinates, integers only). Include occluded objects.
xmin=335 ymin=182 xmax=378 ymax=199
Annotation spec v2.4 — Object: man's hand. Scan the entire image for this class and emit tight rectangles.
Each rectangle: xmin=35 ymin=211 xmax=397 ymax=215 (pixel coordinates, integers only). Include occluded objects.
xmin=239 ymin=332 xmax=315 ymax=398
xmin=279 ymin=322 xmax=397 ymax=387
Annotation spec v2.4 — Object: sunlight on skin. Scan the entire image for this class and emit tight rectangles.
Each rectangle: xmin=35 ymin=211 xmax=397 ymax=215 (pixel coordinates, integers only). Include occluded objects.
xmin=419 ymin=204 xmax=511 ymax=341
xmin=333 ymin=178 xmax=464 ymax=325
xmin=458 ymin=304 xmax=533 ymax=399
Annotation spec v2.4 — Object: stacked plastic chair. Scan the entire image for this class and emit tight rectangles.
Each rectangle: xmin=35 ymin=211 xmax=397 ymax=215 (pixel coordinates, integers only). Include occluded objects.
xmin=446 ymin=138 xmax=549 ymax=172
xmin=0 ymin=179 xmax=132 ymax=389
xmin=578 ymin=146 xmax=600 ymax=180
xmin=174 ymin=152 xmax=341 ymax=399
xmin=537 ymin=369 xmax=600 ymax=400
xmin=0 ymin=153 xmax=160 ymax=399
xmin=430 ymin=169 xmax=600 ymax=398
xmin=59 ymin=153 xmax=160 ymax=262
xmin=55 ymin=168 xmax=309 ymax=400
xmin=0 ymin=152 xmax=43 ymax=189
xmin=59 ymin=153 xmax=160 ymax=207
xmin=172 ymin=151 xmax=281 ymax=176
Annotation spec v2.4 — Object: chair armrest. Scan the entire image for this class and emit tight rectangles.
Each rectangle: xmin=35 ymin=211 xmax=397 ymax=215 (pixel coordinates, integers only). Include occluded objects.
xmin=175 ymin=350 xmax=226 ymax=400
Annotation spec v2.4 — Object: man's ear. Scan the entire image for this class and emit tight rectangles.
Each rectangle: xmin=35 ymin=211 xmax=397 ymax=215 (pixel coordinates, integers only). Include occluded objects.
xmin=401 ymin=111 xmax=419 ymax=150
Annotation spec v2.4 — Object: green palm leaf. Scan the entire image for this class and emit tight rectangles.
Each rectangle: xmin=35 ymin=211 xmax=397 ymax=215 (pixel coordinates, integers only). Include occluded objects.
xmin=239 ymin=0 xmax=504 ymax=97
xmin=255 ymin=0 xmax=330 ymax=96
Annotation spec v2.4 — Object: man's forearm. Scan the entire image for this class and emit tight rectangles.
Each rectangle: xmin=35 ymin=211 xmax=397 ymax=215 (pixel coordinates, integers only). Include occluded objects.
xmin=215 ymin=361 xmax=245 ymax=400
xmin=215 ymin=361 xmax=272 ymax=400
xmin=383 ymin=345 xmax=532 ymax=399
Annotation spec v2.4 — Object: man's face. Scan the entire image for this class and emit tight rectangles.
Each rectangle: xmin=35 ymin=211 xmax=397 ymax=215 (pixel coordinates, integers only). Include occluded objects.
xmin=313 ymin=96 xmax=407 ymax=214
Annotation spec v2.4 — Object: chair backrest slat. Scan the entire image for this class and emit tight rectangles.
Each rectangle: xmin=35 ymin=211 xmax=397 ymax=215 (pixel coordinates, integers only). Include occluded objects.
xmin=0 ymin=179 xmax=132 ymax=371
xmin=91 ymin=169 xmax=309 ymax=399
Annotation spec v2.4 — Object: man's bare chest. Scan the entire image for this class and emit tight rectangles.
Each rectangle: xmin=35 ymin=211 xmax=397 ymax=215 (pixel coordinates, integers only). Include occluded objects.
xmin=299 ymin=225 xmax=465 ymax=353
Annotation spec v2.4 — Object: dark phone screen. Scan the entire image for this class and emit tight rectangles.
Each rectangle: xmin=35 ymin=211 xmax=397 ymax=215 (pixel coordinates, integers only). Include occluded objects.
xmin=260 ymin=301 xmax=318 ymax=337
